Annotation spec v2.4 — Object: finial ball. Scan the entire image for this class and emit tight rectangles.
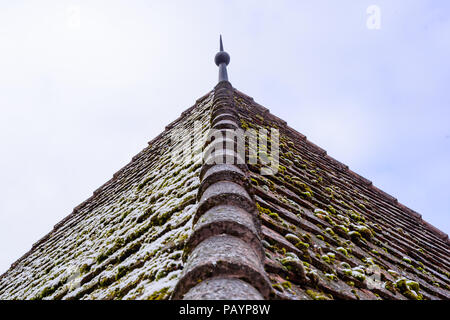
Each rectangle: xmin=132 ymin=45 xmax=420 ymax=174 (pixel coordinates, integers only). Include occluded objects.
xmin=215 ymin=51 xmax=230 ymax=66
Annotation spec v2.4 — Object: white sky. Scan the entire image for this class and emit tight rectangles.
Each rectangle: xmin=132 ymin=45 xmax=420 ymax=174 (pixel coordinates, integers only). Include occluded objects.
xmin=0 ymin=0 xmax=449 ymax=274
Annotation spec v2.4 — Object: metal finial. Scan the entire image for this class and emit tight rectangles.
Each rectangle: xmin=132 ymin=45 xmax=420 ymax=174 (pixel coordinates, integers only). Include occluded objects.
xmin=215 ymin=35 xmax=230 ymax=83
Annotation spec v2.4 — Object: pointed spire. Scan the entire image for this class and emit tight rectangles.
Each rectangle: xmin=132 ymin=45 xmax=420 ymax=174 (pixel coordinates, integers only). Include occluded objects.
xmin=214 ymin=35 xmax=230 ymax=83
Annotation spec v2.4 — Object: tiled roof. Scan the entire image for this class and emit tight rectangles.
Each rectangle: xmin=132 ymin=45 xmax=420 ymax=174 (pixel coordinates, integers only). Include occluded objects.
xmin=0 ymin=91 xmax=214 ymax=300
xmin=0 ymin=82 xmax=449 ymax=300
xmin=232 ymin=87 xmax=450 ymax=300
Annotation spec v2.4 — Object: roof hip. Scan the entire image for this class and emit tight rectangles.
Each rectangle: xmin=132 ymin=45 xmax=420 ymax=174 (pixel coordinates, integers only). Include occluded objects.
xmin=171 ymin=81 xmax=272 ymax=300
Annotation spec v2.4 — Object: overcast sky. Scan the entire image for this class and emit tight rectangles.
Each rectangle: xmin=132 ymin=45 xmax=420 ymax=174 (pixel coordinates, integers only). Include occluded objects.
xmin=0 ymin=0 xmax=449 ymax=274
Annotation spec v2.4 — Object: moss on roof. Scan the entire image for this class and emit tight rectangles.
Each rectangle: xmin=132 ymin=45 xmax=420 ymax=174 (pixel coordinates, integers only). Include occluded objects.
xmin=233 ymin=89 xmax=450 ymax=300
xmin=0 ymin=92 xmax=214 ymax=300
xmin=1 ymin=86 xmax=449 ymax=300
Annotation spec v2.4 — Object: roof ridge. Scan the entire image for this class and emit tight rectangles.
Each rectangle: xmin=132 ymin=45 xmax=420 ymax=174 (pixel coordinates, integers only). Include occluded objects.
xmin=171 ymin=82 xmax=272 ymax=299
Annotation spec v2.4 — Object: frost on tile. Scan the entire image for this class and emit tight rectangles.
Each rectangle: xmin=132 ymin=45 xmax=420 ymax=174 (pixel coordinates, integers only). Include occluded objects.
xmin=0 ymin=93 xmax=214 ymax=300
